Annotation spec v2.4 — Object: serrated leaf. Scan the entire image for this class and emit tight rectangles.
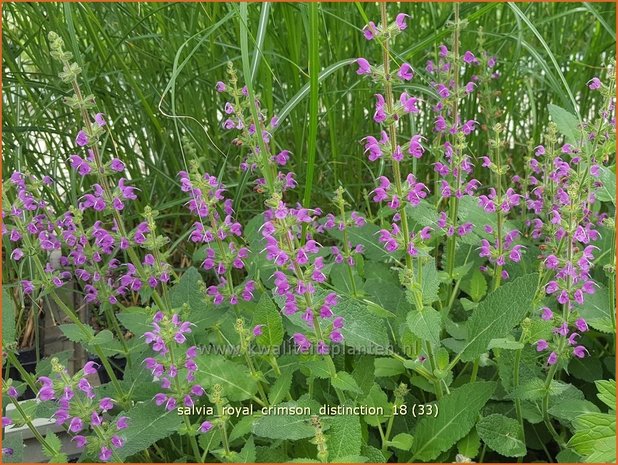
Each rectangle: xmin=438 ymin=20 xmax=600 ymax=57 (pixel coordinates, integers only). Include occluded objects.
xmin=197 ymin=355 xmax=258 ymax=401
xmin=252 ymin=400 xmax=314 ymax=440
xmin=374 ymin=358 xmax=405 ymax=377
xmin=228 ymin=416 xmax=253 ymax=442
xmin=595 ymin=379 xmax=616 ymax=410
xmin=42 ymin=432 xmax=62 ymax=459
xmin=2 ymin=288 xmax=16 ymax=345
xmin=268 ymin=370 xmax=293 ymax=405
xmin=305 ymin=358 xmax=331 ymax=379
xmin=115 ymin=401 xmax=183 ymax=460
xmin=407 ymin=306 xmax=442 ymax=345
xmin=59 ymin=323 xmax=94 ymax=343
xmin=389 ymin=432 xmax=414 ymax=451
xmin=328 ymin=412 xmax=362 ymax=460
xmin=413 ymin=382 xmax=496 ymax=461
xmin=477 ymin=414 xmax=526 ymax=457
xmin=460 ymin=274 xmax=538 ymax=362
xmin=332 ymin=372 xmax=363 ymax=394
xmin=548 ymin=103 xmax=580 ymax=143
xmin=252 ymin=293 xmax=283 ymax=348
xmin=567 ymin=412 xmax=616 ymax=462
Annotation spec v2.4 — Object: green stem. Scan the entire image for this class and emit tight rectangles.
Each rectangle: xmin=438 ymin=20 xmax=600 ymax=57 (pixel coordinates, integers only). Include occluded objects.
xmin=10 ymin=396 xmax=58 ymax=457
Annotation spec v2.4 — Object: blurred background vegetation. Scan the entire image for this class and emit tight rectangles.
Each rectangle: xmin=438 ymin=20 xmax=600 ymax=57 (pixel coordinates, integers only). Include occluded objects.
xmin=2 ymin=2 xmax=616 ymax=221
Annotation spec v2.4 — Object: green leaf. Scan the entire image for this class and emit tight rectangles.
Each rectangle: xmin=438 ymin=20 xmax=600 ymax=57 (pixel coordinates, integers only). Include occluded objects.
xmin=488 ymin=338 xmax=524 ymax=350
xmin=461 ymin=270 xmax=487 ymax=302
xmin=569 ymin=356 xmax=603 ymax=381
xmin=2 ymin=288 xmax=16 ymax=345
xmin=1 ymin=432 xmax=23 ymax=462
xmin=457 ymin=429 xmax=480 ymax=458
xmin=413 ymin=382 xmax=496 ymax=461
xmin=115 ymin=401 xmax=183 ymax=460
xmin=252 ymin=293 xmax=283 ymax=348
xmin=361 ymin=384 xmax=391 ymax=426
xmin=331 ymin=372 xmax=363 ymax=394
xmin=59 ymin=323 xmax=94 ymax=343
xmin=197 ymin=355 xmax=258 ymax=401
xmin=268 ymin=370 xmax=293 ymax=405
xmin=374 ymin=358 xmax=405 ymax=377
xmin=549 ymin=400 xmax=601 ymax=425
xmin=117 ymin=308 xmax=151 ymax=336
xmin=326 ymin=222 xmax=396 ymax=261
xmin=595 ymin=379 xmax=616 ymax=411
xmin=388 ymin=432 xmax=414 ymax=451
xmin=407 ymin=306 xmax=442 ymax=346
xmin=476 ymin=414 xmax=526 ymax=457
xmin=328 ymin=412 xmax=362 ymax=460
xmin=361 ymin=445 xmax=386 ymax=463
xmin=575 ymin=286 xmax=615 ymax=333
xmin=460 ymin=274 xmax=538 ymax=362
xmin=335 ymin=298 xmax=390 ymax=351
xmin=42 ymin=432 xmax=63 ymax=460
xmin=419 ymin=259 xmax=441 ymax=305
xmin=596 ymin=165 xmax=616 ymax=204
xmin=170 ymin=267 xmax=218 ymax=329
xmin=236 ymin=436 xmax=256 ymax=463
xmin=567 ymin=412 xmax=616 ymax=462
xmin=252 ymin=400 xmax=315 ymax=440
xmin=548 ymin=104 xmax=580 ymax=144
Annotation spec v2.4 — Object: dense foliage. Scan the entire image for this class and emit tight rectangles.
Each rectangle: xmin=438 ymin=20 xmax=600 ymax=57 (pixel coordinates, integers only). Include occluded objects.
xmin=2 ymin=2 xmax=616 ymax=463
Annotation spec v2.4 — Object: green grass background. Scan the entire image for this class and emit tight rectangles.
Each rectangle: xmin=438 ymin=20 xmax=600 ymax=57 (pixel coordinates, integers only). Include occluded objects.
xmin=2 ymin=2 xmax=615 ymax=220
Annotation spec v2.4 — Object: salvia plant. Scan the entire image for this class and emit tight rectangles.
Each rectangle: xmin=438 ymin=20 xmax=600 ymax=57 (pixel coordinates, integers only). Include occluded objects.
xmin=1 ymin=3 xmax=616 ymax=464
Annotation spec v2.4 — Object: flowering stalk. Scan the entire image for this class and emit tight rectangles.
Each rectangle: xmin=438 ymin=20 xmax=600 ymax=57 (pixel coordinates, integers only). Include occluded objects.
xmin=359 ymin=4 xmax=443 ymax=398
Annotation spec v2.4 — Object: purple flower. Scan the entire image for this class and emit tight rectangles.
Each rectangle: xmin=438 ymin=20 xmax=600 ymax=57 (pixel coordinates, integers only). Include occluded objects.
xmin=397 ymin=63 xmax=414 ymax=81
xmin=7 ymin=386 xmax=18 ymax=397
xmin=200 ymin=421 xmax=213 ymax=433
xmin=541 ymin=307 xmax=553 ymax=321
xmin=94 ymin=113 xmax=107 ymax=127
xmin=116 ymin=416 xmax=129 ymax=430
xmin=363 ymin=21 xmax=378 ymax=40
xmin=395 ymin=13 xmax=409 ymax=31
xmin=574 ymin=318 xmax=588 ymax=332
xmin=588 ymin=77 xmax=601 ymax=90
xmin=462 ymin=51 xmax=478 ymax=65
xmin=355 ymin=58 xmax=371 ymax=75
xmin=547 ymin=352 xmax=558 ymax=365
xmin=111 ymin=435 xmax=124 ymax=449
xmin=99 ymin=446 xmax=113 ymax=462
xmin=215 ymin=81 xmax=226 ymax=92
xmin=72 ymin=435 xmax=87 ymax=449
xmin=69 ymin=417 xmax=84 ymax=433
xmin=75 ymin=130 xmax=89 ymax=147
xmin=83 ymin=361 xmax=99 ymax=375
xmin=536 ymin=339 xmax=549 ymax=351
xmin=110 ymin=158 xmax=125 ymax=172
xmin=253 ymin=325 xmax=264 ymax=337
xmin=572 ymin=346 xmax=587 ymax=358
